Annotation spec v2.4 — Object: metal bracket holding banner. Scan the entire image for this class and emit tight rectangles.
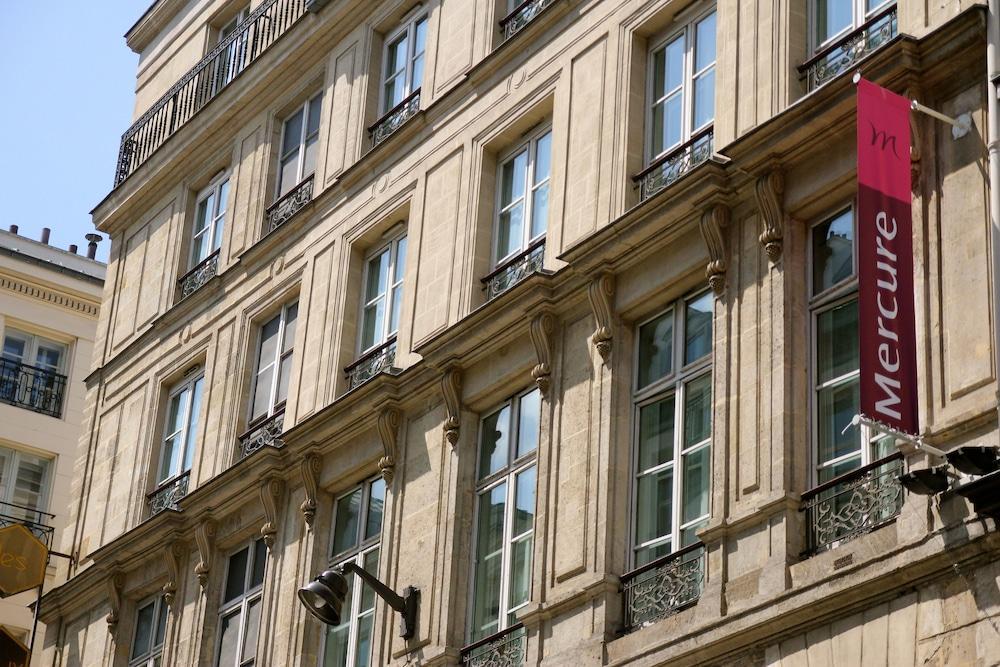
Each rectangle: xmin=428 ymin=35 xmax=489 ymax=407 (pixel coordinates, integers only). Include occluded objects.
xmin=852 ymin=72 xmax=972 ymax=140
xmin=843 ymin=413 xmax=948 ymax=458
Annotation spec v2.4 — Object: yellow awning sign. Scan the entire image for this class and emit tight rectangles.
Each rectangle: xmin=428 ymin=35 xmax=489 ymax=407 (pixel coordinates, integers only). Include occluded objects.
xmin=0 ymin=525 xmax=48 ymax=597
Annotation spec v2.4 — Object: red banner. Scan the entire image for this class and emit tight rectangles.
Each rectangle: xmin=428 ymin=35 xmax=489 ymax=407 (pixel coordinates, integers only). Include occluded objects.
xmin=857 ymin=78 xmax=918 ymax=434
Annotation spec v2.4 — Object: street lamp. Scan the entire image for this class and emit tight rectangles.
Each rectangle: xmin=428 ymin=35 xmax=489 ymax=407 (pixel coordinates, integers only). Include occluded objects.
xmin=298 ymin=563 xmax=419 ymax=639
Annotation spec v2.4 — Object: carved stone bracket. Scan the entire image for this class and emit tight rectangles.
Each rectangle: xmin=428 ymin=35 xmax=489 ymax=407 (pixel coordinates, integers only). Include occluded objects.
xmin=260 ymin=477 xmax=284 ymax=549
xmin=377 ymin=407 xmax=402 ymax=485
xmin=106 ymin=571 xmax=125 ymax=632
xmin=194 ymin=518 xmax=216 ymax=589
xmin=587 ymin=274 xmax=615 ymax=362
xmin=441 ymin=368 xmax=463 ymax=447
xmin=754 ymin=169 xmax=785 ymax=262
xmin=529 ymin=312 xmax=556 ymax=394
xmin=300 ymin=454 xmax=322 ymax=527
xmin=163 ymin=541 xmax=185 ymax=606
xmin=699 ymin=204 xmax=731 ymax=295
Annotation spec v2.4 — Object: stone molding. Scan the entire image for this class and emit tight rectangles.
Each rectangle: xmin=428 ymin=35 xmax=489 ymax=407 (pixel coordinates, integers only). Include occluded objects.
xmin=162 ymin=540 xmax=185 ymax=606
xmin=529 ymin=312 xmax=556 ymax=394
xmin=259 ymin=477 xmax=284 ymax=549
xmin=699 ymin=204 xmax=731 ymax=295
xmin=441 ymin=367 xmax=462 ymax=447
xmin=587 ymin=274 xmax=615 ymax=362
xmin=299 ymin=454 xmax=322 ymax=527
xmin=377 ymin=407 xmax=401 ymax=485
xmin=0 ymin=273 xmax=100 ymax=316
xmin=105 ymin=571 xmax=125 ymax=632
xmin=194 ymin=519 xmax=216 ymax=588
xmin=754 ymin=169 xmax=785 ymax=262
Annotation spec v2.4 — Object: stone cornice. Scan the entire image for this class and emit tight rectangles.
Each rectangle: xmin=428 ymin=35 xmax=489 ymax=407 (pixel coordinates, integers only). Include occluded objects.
xmin=0 ymin=271 xmax=101 ymax=318
xmin=124 ymin=0 xmax=191 ymax=54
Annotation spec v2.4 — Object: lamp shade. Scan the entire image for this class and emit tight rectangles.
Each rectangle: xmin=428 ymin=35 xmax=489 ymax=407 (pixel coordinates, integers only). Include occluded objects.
xmin=297 ymin=569 xmax=349 ymax=626
xmin=946 ymin=446 xmax=1000 ymax=476
xmin=898 ymin=466 xmax=950 ymax=495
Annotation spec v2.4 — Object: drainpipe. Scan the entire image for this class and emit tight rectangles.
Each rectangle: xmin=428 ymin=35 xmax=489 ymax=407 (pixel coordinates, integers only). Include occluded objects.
xmin=989 ymin=0 xmax=1000 ymax=434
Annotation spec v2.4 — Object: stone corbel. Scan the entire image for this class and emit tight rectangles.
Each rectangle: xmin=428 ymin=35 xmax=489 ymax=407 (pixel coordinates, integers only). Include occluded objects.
xmin=754 ymin=169 xmax=785 ymax=262
xmin=441 ymin=367 xmax=463 ymax=447
xmin=300 ymin=454 xmax=322 ymax=527
xmin=699 ymin=204 xmax=731 ymax=295
xmin=194 ymin=518 xmax=216 ymax=589
xmin=162 ymin=540 xmax=185 ymax=606
xmin=105 ymin=570 xmax=125 ymax=632
xmin=529 ymin=312 xmax=556 ymax=394
xmin=377 ymin=407 xmax=401 ymax=485
xmin=259 ymin=477 xmax=284 ymax=549
xmin=587 ymin=274 xmax=615 ymax=362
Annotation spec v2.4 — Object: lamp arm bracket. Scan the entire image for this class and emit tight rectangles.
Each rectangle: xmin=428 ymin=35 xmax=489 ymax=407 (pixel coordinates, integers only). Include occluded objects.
xmin=844 ymin=414 xmax=948 ymax=458
xmin=339 ymin=561 xmax=406 ymax=611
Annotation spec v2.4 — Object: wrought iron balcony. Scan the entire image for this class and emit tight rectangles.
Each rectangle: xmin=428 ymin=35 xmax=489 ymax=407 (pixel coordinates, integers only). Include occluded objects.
xmin=345 ymin=337 xmax=398 ymax=391
xmin=634 ymin=128 xmax=714 ymax=202
xmin=266 ymin=174 xmax=315 ymax=234
xmin=499 ymin=0 xmax=555 ymax=41
xmin=238 ymin=409 xmax=285 ymax=461
xmin=0 ymin=501 xmax=55 ymax=548
xmin=114 ymin=0 xmax=308 ymax=186
xmin=0 ymin=358 xmax=66 ymax=418
xmin=461 ymin=624 xmax=526 ymax=667
xmin=620 ymin=542 xmax=705 ymax=632
xmin=369 ymin=89 xmax=421 ymax=148
xmin=801 ymin=452 xmax=904 ymax=556
xmin=147 ymin=470 xmax=191 ymax=516
xmin=481 ymin=240 xmax=545 ymax=302
xmin=798 ymin=4 xmax=898 ymax=92
xmin=178 ymin=250 xmax=220 ymax=299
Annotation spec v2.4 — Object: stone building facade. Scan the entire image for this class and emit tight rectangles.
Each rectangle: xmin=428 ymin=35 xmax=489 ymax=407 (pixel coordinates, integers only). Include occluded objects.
xmin=0 ymin=228 xmax=105 ymax=659
xmin=37 ymin=0 xmax=1000 ymax=665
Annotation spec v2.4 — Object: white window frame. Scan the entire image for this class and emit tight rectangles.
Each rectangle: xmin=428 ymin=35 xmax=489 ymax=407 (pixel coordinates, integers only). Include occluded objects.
xmin=2 ymin=327 xmax=67 ymax=375
xmin=249 ymin=301 xmax=297 ymax=424
xmin=644 ymin=7 xmax=716 ymax=164
xmin=357 ymin=231 xmax=407 ymax=356
xmin=128 ymin=594 xmax=168 ymax=667
xmin=0 ymin=444 xmax=53 ymax=519
xmin=467 ymin=388 xmax=540 ymax=642
xmin=809 ymin=0 xmax=895 ymax=53
xmin=379 ymin=13 xmax=428 ymax=115
xmin=191 ymin=173 xmax=230 ymax=268
xmin=628 ymin=291 xmax=713 ymax=568
xmin=215 ymin=538 xmax=266 ymax=667
xmin=275 ymin=93 xmax=322 ymax=198
xmin=491 ymin=125 xmax=552 ymax=267
xmin=157 ymin=369 xmax=204 ymax=485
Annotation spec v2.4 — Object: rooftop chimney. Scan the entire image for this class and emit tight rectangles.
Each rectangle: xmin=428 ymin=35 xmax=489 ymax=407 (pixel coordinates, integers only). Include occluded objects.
xmin=85 ymin=233 xmax=102 ymax=260
xmin=8 ymin=224 xmax=17 ymax=234
xmin=40 ymin=228 xmax=51 ymax=244
xmin=69 ymin=244 xmax=78 ymax=254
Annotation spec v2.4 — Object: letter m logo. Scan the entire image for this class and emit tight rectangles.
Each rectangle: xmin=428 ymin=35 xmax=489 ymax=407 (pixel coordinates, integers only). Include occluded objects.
xmin=869 ymin=122 xmax=900 ymax=159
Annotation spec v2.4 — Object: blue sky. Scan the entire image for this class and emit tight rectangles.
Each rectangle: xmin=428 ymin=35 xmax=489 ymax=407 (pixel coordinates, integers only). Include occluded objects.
xmin=0 ymin=2 xmax=145 ymax=263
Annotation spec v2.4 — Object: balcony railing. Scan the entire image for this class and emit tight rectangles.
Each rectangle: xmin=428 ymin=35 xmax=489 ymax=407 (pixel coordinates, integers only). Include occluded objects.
xmin=345 ymin=337 xmax=397 ymax=391
xmin=481 ymin=240 xmax=545 ymax=302
xmin=0 ymin=358 xmax=66 ymax=418
xmin=238 ymin=409 xmax=285 ymax=461
xmin=461 ymin=624 xmax=526 ymax=667
xmin=634 ymin=128 xmax=714 ymax=202
xmin=798 ymin=4 xmax=898 ymax=92
xmin=368 ymin=89 xmax=421 ymax=148
xmin=178 ymin=250 xmax=220 ymax=299
xmin=147 ymin=470 xmax=191 ymax=516
xmin=621 ymin=542 xmax=705 ymax=633
xmin=266 ymin=174 xmax=315 ymax=234
xmin=801 ymin=452 xmax=904 ymax=556
xmin=500 ymin=0 xmax=555 ymax=41
xmin=0 ymin=500 xmax=55 ymax=548
xmin=114 ymin=0 xmax=308 ymax=186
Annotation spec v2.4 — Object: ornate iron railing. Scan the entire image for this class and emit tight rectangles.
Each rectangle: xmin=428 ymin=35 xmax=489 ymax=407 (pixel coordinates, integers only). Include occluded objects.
xmin=114 ymin=0 xmax=308 ymax=186
xmin=147 ymin=470 xmax=191 ymax=516
xmin=461 ymin=624 xmax=526 ymax=667
xmin=178 ymin=250 xmax=220 ymax=299
xmin=481 ymin=240 xmax=545 ymax=302
xmin=265 ymin=174 xmax=315 ymax=234
xmin=0 ymin=501 xmax=55 ymax=548
xmin=801 ymin=452 xmax=904 ymax=556
xmin=798 ymin=4 xmax=898 ymax=91
xmin=345 ymin=337 xmax=397 ymax=390
xmin=634 ymin=128 xmax=714 ymax=202
xmin=238 ymin=409 xmax=285 ymax=460
xmin=621 ymin=542 xmax=705 ymax=632
xmin=499 ymin=0 xmax=555 ymax=41
xmin=0 ymin=358 xmax=66 ymax=418
xmin=368 ymin=89 xmax=421 ymax=147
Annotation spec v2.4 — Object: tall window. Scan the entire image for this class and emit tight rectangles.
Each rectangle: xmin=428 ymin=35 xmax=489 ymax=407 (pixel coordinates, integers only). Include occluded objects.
xmin=493 ymin=127 xmax=552 ymax=266
xmin=812 ymin=0 xmax=893 ymax=49
xmin=647 ymin=9 xmax=716 ymax=161
xmin=381 ymin=15 xmax=427 ymax=114
xmin=217 ymin=538 xmax=266 ymax=667
xmin=277 ymin=94 xmax=322 ymax=198
xmin=0 ymin=445 xmax=52 ymax=521
xmin=129 ymin=595 xmax=168 ymax=667
xmin=191 ymin=175 xmax=229 ymax=267
xmin=359 ymin=234 xmax=407 ymax=355
xmin=470 ymin=388 xmax=540 ymax=642
xmin=1 ymin=327 xmax=66 ymax=416
xmin=158 ymin=371 xmax=204 ymax=485
xmin=810 ymin=208 xmax=890 ymax=485
xmin=631 ymin=291 xmax=712 ymax=567
xmin=214 ymin=5 xmax=251 ymax=91
xmin=324 ymin=477 xmax=386 ymax=667
xmin=250 ymin=302 xmax=298 ymax=424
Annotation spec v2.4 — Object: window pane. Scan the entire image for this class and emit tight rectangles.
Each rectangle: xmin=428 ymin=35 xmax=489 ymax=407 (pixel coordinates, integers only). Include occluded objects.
xmin=683 ymin=374 xmax=711 ymax=447
xmin=278 ymin=151 xmax=299 ymax=197
xmin=303 ymin=136 xmax=318 ymax=180
xmin=250 ymin=538 xmax=266 ymax=588
xmin=389 ymin=286 xmax=403 ymax=335
xmin=394 ymin=236 xmax=408 ymax=276
xmin=224 ymin=547 xmax=249 ymax=602
xmin=193 ymin=201 xmax=210 ymax=262
xmin=816 ymin=300 xmax=859 ymax=384
xmin=694 ymin=13 xmax=717 ymax=71
xmin=638 ymin=395 xmax=675 ymax=471
xmin=361 ymin=301 xmax=385 ymax=351
xmin=818 ymin=454 xmax=862 ymax=484
xmin=333 ymin=488 xmax=362 ymax=556
xmin=282 ymin=303 xmax=298 ymax=354
xmin=508 ymin=536 xmax=532 ymax=611
xmin=276 ymin=355 xmax=291 ymax=406
xmin=217 ymin=610 xmax=240 ymax=666
xmin=815 ymin=0 xmax=853 ymax=44
xmin=365 ymin=478 xmax=385 ymax=541
xmin=2 ymin=336 xmax=25 ymax=362
xmin=12 ymin=454 xmax=47 ymax=511
xmin=812 ymin=210 xmax=854 ymax=294
xmin=307 ymin=96 xmax=322 ymax=135
xmin=661 ymin=37 xmax=685 ymax=94
xmin=497 ymin=204 xmax=524 ymax=262
xmin=637 ymin=310 xmax=673 ymax=388
xmin=365 ymin=251 xmax=390 ymax=302
xmin=282 ymin=110 xmax=304 ymax=156
xmin=530 ymin=183 xmax=549 ymax=239
xmin=411 ymin=55 xmax=424 ymax=92
xmin=693 ymin=68 xmax=715 ymax=129
xmin=635 ymin=539 xmax=671 ymax=567
xmin=258 ymin=316 xmax=281 ymax=373
xmin=684 ymin=293 xmax=713 ymax=365
xmin=216 ymin=179 xmax=230 ymax=217
xmin=817 ymin=377 xmax=861 ymax=466
xmin=359 ymin=549 xmax=380 ymax=612
xmin=183 ymin=378 xmax=203 ymax=472
xmin=324 ymin=623 xmax=350 ymax=667
xmin=533 ymin=132 xmax=552 ymax=184
xmin=386 ymin=34 xmax=408 ymax=77
xmin=513 ymin=466 xmax=536 ymax=536
xmin=240 ymin=598 xmax=261 ymax=663
xmin=500 ymin=151 xmax=526 ymax=207
xmin=414 ymin=18 xmax=428 ymax=55
xmin=355 ymin=613 xmax=374 ymax=667
xmin=681 ymin=445 xmax=710 ymax=524
xmin=472 ymin=483 xmax=506 ymax=641
xmin=251 ymin=364 xmax=274 ymax=420
xmin=516 ymin=389 xmax=541 ymax=458
xmin=154 ymin=598 xmax=168 ymax=647
xmin=384 ymin=75 xmax=407 ymax=112
xmin=635 ymin=468 xmax=673 ymax=547
xmin=131 ymin=601 xmax=155 ymax=659
xmin=34 ymin=343 xmax=62 ymax=371
xmin=478 ymin=405 xmax=510 ymax=479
